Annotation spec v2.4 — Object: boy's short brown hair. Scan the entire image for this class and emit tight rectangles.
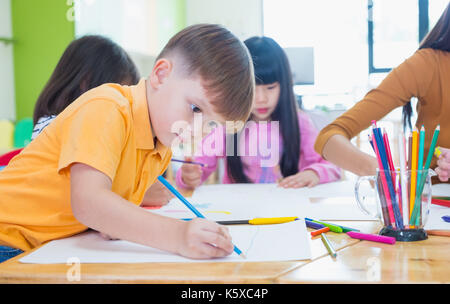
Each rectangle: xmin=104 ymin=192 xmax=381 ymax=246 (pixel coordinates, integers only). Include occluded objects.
xmin=156 ymin=24 xmax=255 ymax=123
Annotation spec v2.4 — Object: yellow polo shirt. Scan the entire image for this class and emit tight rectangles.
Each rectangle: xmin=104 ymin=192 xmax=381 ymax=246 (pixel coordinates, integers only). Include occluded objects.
xmin=0 ymin=79 xmax=172 ymax=251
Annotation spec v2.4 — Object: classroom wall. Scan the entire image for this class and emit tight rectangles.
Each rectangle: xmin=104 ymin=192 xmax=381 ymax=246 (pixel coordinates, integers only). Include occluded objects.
xmin=0 ymin=0 xmax=16 ymax=121
xmin=74 ymin=0 xmax=186 ymax=72
xmin=11 ymin=0 xmax=75 ymax=120
xmin=185 ymin=0 xmax=263 ymax=40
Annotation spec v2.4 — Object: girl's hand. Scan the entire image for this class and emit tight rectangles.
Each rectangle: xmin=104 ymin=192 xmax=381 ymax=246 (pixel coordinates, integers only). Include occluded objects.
xmin=176 ymin=218 xmax=234 ymax=259
xmin=278 ymin=170 xmax=320 ymax=188
xmin=435 ymin=147 xmax=450 ymax=182
xmin=180 ymin=157 xmax=203 ymax=189
xmin=141 ymin=180 xmax=174 ymax=207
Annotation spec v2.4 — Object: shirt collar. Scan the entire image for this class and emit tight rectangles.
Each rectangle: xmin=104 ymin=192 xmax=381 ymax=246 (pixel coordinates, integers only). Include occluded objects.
xmin=130 ymin=79 xmax=170 ymax=159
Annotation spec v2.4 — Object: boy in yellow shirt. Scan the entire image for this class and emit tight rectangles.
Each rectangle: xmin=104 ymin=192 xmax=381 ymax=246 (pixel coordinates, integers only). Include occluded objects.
xmin=0 ymin=24 xmax=255 ymax=262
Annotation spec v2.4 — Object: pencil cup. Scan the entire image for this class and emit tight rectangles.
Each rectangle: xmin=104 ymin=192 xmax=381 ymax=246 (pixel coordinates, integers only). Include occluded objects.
xmin=355 ymin=169 xmax=433 ymax=242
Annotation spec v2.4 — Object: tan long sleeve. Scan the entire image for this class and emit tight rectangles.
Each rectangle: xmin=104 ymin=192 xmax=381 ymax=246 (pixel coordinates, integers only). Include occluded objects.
xmin=315 ymin=48 xmax=450 ymax=174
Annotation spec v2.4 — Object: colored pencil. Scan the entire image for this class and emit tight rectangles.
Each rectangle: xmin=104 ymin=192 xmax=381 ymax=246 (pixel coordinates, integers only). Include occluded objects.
xmin=407 ymin=133 xmax=412 ymax=170
xmin=413 ymin=125 xmax=441 ymax=226
xmin=372 ymin=126 xmax=397 ymax=228
xmin=171 ymin=159 xmax=207 ymax=167
xmin=375 ymin=127 xmax=403 ymax=228
xmin=424 ymin=126 xmax=440 ymax=171
xmin=157 ymin=175 xmax=245 ymax=259
xmin=383 ymin=129 xmax=395 ymax=172
xmin=399 ymin=132 xmax=409 ymax=228
xmin=409 ymin=127 xmax=418 ymax=221
xmin=432 ymin=199 xmax=450 ymax=208
xmin=321 ymin=234 xmax=337 ymax=258
xmin=216 ymin=217 xmax=298 ymax=225
xmin=411 ymin=126 xmax=426 ymax=226
xmin=372 ymin=126 xmax=396 ymax=228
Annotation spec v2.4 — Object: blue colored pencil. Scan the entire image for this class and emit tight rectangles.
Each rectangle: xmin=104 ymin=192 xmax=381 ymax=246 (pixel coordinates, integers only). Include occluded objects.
xmin=157 ymin=176 xmax=245 ymax=258
xmin=171 ymin=159 xmax=207 ymax=167
xmin=373 ymin=127 xmax=404 ymax=229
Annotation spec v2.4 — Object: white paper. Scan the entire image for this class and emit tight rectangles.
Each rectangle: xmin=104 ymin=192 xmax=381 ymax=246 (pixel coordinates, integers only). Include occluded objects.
xmin=424 ymin=204 xmax=450 ymax=230
xmin=151 ymin=181 xmax=375 ymax=221
xmin=20 ymin=220 xmax=311 ymax=264
xmin=432 ymin=183 xmax=450 ymax=197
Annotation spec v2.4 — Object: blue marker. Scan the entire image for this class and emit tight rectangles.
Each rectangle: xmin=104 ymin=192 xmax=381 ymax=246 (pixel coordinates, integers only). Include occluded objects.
xmin=442 ymin=216 xmax=450 ymax=223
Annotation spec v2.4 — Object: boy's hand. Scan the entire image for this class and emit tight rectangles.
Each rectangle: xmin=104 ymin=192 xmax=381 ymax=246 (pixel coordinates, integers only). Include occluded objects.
xmin=278 ymin=170 xmax=320 ymax=188
xmin=435 ymin=147 xmax=450 ymax=182
xmin=141 ymin=180 xmax=174 ymax=207
xmin=99 ymin=232 xmax=120 ymax=240
xmin=180 ymin=157 xmax=203 ymax=189
xmin=177 ymin=218 xmax=234 ymax=259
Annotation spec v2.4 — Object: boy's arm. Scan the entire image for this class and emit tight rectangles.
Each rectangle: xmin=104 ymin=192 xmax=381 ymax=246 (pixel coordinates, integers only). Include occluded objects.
xmin=70 ymin=162 xmax=184 ymax=253
xmin=70 ymin=163 xmax=233 ymax=259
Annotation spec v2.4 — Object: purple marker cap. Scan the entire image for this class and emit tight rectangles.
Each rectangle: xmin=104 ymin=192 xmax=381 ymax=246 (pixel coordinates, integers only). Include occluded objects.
xmin=305 ymin=219 xmax=325 ymax=230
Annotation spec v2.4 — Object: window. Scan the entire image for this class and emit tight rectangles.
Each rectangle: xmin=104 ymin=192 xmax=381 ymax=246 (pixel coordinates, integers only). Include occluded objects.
xmin=263 ymin=0 xmax=368 ymax=110
xmin=368 ymin=0 xmax=419 ymax=73
xmin=368 ymin=0 xmax=450 ymax=74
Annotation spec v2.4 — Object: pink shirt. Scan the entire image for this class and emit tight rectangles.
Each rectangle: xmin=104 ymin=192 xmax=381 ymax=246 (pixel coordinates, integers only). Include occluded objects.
xmin=176 ymin=111 xmax=341 ymax=188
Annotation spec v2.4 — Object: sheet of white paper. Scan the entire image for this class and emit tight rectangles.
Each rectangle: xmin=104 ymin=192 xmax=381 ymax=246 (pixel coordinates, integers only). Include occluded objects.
xmin=152 ymin=181 xmax=375 ymax=221
xmin=432 ymin=183 xmax=450 ymax=197
xmin=20 ymin=220 xmax=311 ymax=264
xmin=425 ymin=205 xmax=450 ymax=230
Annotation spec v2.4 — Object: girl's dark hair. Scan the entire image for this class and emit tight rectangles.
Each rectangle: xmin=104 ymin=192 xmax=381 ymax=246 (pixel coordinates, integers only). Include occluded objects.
xmin=226 ymin=36 xmax=301 ymax=183
xmin=402 ymin=3 xmax=449 ymax=130
xmin=33 ymin=35 xmax=140 ymax=125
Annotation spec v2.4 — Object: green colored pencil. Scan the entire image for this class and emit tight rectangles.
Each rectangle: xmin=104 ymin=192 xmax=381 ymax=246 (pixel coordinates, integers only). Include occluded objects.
xmin=321 ymin=234 xmax=337 ymax=258
xmin=412 ymin=125 xmax=440 ymax=226
xmin=411 ymin=126 xmax=425 ymax=226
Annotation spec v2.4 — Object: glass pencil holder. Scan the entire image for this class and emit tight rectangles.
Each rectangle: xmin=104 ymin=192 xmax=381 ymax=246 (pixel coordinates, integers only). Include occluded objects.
xmin=355 ymin=169 xmax=434 ymax=242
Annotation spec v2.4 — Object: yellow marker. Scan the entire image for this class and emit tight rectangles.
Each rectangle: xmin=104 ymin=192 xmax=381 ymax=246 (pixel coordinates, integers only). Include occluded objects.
xmin=249 ymin=217 xmax=298 ymax=225
xmin=216 ymin=217 xmax=298 ymax=225
xmin=435 ymin=147 xmax=441 ymax=157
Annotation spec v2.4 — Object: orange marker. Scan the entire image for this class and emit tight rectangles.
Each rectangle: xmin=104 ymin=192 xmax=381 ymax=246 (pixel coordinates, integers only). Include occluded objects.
xmin=311 ymin=227 xmax=330 ymax=237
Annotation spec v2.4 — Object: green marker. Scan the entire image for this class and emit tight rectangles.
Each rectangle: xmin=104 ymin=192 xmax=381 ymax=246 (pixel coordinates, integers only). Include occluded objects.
xmin=305 ymin=218 xmax=343 ymax=233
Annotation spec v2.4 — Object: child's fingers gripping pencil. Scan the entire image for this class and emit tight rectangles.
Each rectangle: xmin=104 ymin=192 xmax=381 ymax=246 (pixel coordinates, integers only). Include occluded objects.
xmin=157 ymin=175 xmax=246 ymax=259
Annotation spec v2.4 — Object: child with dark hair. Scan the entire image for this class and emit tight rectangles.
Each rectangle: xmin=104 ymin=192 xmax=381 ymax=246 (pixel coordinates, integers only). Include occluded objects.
xmin=32 ymin=35 xmax=140 ymax=139
xmin=177 ymin=36 xmax=340 ymax=189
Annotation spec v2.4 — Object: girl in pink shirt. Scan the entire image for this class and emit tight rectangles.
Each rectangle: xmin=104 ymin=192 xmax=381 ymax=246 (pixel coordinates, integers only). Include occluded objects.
xmin=177 ymin=36 xmax=341 ymax=189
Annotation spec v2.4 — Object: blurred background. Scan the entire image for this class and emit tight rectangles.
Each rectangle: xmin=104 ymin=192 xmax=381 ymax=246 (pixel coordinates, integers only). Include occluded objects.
xmin=0 ymin=0 xmax=448 ymax=171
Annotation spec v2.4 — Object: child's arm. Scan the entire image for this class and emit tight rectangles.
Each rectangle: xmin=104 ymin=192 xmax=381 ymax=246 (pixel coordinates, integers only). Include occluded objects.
xmin=141 ymin=180 xmax=174 ymax=207
xmin=322 ymin=134 xmax=378 ymax=177
xmin=435 ymin=147 xmax=450 ymax=182
xmin=70 ymin=162 xmax=233 ymax=259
